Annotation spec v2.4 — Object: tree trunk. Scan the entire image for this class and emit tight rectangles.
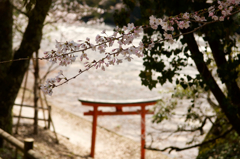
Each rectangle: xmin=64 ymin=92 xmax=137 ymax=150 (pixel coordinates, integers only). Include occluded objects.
xmin=182 ymin=31 xmax=240 ymax=136
xmin=0 ymin=0 xmax=52 ymax=147
xmin=0 ymin=0 xmax=13 ymax=148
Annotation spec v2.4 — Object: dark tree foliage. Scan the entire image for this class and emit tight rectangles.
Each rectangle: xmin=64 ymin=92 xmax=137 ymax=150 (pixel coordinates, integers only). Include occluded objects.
xmin=114 ymin=0 xmax=240 ymax=156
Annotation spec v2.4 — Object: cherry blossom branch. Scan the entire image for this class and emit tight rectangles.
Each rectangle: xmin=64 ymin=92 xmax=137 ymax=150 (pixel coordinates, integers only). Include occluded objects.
xmin=53 ymin=51 xmax=123 ymax=88
xmin=34 ymin=2 xmax=240 ymax=95
xmin=3 ymin=0 xmax=240 ymax=95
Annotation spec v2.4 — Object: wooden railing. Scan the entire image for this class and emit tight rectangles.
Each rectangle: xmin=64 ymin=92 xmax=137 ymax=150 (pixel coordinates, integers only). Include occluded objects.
xmin=14 ymin=103 xmax=51 ymax=129
xmin=0 ymin=128 xmax=43 ymax=159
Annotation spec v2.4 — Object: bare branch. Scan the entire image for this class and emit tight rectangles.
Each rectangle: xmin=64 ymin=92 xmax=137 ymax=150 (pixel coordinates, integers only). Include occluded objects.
xmin=176 ymin=117 xmax=209 ymax=135
xmin=11 ymin=2 xmax=28 ymax=17
xmin=146 ymin=127 xmax=233 ymax=153
xmin=207 ymin=91 xmax=219 ymax=109
xmin=40 ymin=64 xmax=59 ymax=83
xmin=14 ymin=24 xmax=24 ymax=35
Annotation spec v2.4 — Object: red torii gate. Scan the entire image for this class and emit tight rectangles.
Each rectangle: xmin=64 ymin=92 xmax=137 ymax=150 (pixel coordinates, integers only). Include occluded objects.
xmin=79 ymin=98 xmax=160 ymax=159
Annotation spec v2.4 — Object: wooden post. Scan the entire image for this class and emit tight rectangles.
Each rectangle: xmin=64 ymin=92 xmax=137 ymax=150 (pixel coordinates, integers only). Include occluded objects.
xmin=33 ymin=52 xmax=39 ymax=135
xmin=24 ymin=138 xmax=34 ymax=159
xmin=39 ymin=91 xmax=47 ymax=128
xmin=90 ymin=106 xmax=98 ymax=158
xmin=43 ymin=93 xmax=59 ymax=143
xmin=48 ymin=106 xmax=51 ymax=129
xmin=141 ymin=106 xmax=146 ymax=159
xmin=15 ymin=70 xmax=29 ymax=134
xmin=48 ymin=106 xmax=59 ymax=143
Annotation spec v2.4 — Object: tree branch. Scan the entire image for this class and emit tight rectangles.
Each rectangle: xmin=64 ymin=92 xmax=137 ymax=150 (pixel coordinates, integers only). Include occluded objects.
xmin=146 ymin=127 xmax=233 ymax=153
xmin=10 ymin=0 xmax=52 ymax=71
xmin=11 ymin=2 xmax=28 ymax=17
xmin=207 ymin=91 xmax=219 ymax=109
xmin=177 ymin=116 xmax=209 ymax=135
